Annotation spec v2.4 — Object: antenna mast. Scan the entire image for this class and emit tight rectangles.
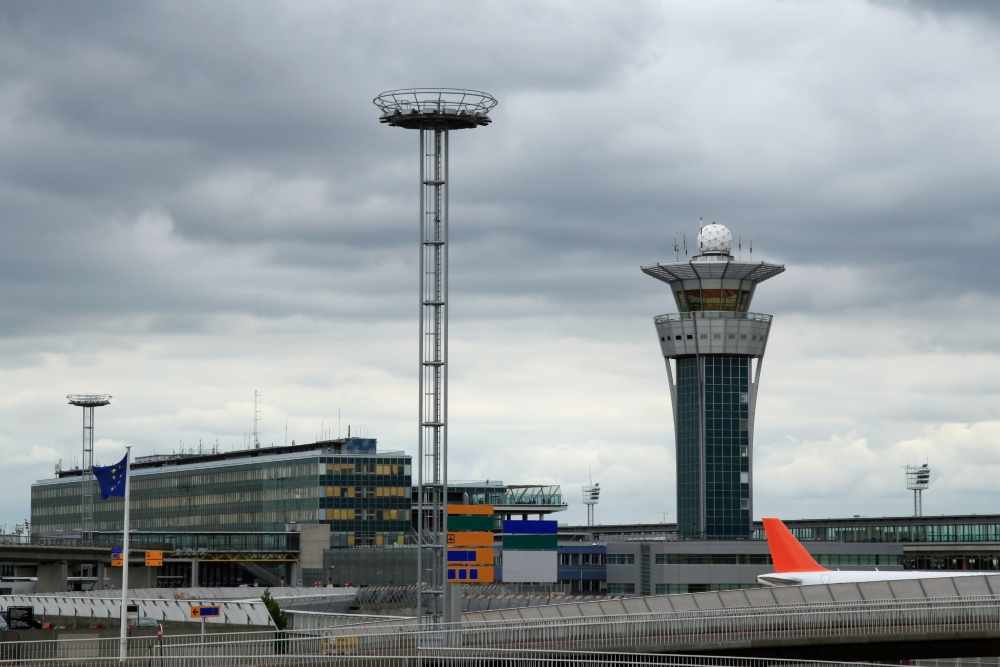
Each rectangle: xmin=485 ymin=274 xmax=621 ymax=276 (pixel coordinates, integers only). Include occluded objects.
xmin=253 ymin=390 xmax=261 ymax=449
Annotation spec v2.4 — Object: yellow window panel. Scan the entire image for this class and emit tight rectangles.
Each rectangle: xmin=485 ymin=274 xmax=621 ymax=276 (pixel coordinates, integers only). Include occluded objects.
xmin=397 ymin=535 xmax=405 ymax=545
xmin=326 ymin=487 xmax=333 ymax=497
xmin=326 ymin=509 xmax=334 ymax=520
xmin=376 ymin=535 xmax=384 ymax=546
xmin=348 ymin=487 xmax=355 ymax=498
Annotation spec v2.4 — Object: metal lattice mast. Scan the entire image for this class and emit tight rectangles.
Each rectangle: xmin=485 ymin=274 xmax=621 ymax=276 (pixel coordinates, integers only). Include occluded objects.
xmin=375 ymin=89 xmax=496 ymax=628
xmin=67 ymin=394 xmax=112 ymax=544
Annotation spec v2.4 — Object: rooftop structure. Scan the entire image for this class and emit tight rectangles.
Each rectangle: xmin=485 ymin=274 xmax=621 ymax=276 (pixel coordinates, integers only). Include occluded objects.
xmin=642 ymin=224 xmax=785 ymax=539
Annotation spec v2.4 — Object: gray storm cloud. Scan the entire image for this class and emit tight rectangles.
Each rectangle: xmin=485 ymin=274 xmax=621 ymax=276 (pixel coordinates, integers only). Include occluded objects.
xmin=0 ymin=0 xmax=997 ymax=527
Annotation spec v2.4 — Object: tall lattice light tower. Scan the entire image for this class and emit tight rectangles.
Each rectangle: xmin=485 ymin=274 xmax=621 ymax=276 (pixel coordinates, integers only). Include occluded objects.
xmin=374 ymin=89 xmax=496 ymax=625
xmin=905 ymin=463 xmax=931 ymax=517
xmin=582 ymin=478 xmax=600 ymax=527
xmin=67 ymin=394 xmax=112 ymax=544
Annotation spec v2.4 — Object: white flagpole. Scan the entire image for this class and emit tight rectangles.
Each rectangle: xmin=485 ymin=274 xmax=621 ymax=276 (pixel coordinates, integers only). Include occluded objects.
xmin=119 ymin=447 xmax=131 ymax=663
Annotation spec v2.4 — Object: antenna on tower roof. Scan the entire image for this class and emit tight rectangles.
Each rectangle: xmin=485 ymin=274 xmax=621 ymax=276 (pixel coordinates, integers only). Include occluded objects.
xmin=253 ymin=391 xmax=261 ymax=449
xmin=674 ymin=234 xmax=679 ymax=262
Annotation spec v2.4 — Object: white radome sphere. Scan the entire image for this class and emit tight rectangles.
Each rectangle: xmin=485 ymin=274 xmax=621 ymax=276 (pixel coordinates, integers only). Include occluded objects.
xmin=697 ymin=223 xmax=733 ymax=253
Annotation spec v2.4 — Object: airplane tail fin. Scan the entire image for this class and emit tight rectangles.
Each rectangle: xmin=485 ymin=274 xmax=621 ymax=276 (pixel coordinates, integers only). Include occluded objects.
xmin=762 ymin=518 xmax=828 ymax=573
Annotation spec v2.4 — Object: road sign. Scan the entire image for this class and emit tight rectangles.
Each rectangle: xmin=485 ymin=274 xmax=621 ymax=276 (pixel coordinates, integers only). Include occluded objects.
xmin=190 ymin=606 xmax=220 ymax=618
xmin=145 ymin=550 xmax=163 ymax=567
xmin=111 ymin=548 xmax=124 ymax=567
xmin=5 ymin=606 xmax=37 ymax=629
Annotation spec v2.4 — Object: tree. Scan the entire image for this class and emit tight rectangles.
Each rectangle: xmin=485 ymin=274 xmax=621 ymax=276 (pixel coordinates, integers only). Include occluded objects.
xmin=261 ymin=589 xmax=289 ymax=654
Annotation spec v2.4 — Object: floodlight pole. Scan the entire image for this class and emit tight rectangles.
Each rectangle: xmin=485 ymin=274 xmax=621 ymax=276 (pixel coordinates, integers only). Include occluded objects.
xmin=68 ymin=394 xmax=112 ymax=545
xmin=374 ymin=89 xmax=496 ymax=630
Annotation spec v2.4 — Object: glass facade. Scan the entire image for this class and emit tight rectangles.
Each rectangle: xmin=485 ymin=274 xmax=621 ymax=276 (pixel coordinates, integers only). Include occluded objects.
xmin=676 ymin=288 xmax=752 ymax=312
xmin=31 ymin=446 xmax=413 ymax=548
xmin=675 ymin=357 xmax=702 ymax=538
xmin=675 ymin=355 xmax=751 ymax=539
xmin=753 ymin=520 xmax=1000 ymax=544
xmin=704 ymin=356 xmax=750 ymax=538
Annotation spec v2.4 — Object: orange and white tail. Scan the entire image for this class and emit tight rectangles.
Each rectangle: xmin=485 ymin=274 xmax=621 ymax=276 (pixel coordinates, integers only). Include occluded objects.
xmin=762 ymin=518 xmax=828 ymax=573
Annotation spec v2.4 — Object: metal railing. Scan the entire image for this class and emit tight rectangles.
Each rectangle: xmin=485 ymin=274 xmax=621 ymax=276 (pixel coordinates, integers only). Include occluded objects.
xmin=654 ymin=311 xmax=772 ymax=323
xmin=5 ymin=594 xmax=1000 ymax=662
xmin=0 ymin=646 xmax=887 ymax=667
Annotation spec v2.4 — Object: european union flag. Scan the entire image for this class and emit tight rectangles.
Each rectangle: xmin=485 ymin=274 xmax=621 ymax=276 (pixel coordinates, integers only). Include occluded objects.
xmin=93 ymin=453 xmax=128 ymax=499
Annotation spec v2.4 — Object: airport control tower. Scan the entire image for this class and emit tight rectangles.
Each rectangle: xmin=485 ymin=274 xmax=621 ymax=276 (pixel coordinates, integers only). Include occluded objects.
xmin=641 ymin=224 xmax=784 ymax=539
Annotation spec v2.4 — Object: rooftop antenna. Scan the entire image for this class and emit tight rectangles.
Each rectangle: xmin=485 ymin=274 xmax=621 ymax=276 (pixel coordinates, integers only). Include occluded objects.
xmin=683 ymin=234 xmax=688 ymax=257
xmin=750 ymin=238 xmax=753 ymax=261
xmin=376 ymin=86 xmax=496 ymax=628
xmin=905 ymin=462 xmax=931 ymax=517
xmin=658 ymin=511 xmax=670 ymax=523
xmin=674 ymin=234 xmax=679 ymax=262
xmin=582 ymin=469 xmax=600 ymax=527
xmin=739 ymin=235 xmax=742 ymax=260
xmin=67 ymin=394 xmax=112 ymax=545
xmin=253 ymin=391 xmax=261 ymax=449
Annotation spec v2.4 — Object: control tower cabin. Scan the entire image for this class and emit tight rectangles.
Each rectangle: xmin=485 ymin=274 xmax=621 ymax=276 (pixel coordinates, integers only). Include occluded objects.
xmin=642 ymin=224 xmax=784 ymax=539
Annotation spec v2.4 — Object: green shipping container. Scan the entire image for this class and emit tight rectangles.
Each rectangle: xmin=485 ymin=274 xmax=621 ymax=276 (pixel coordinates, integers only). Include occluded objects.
xmin=502 ymin=535 xmax=557 ymax=550
xmin=447 ymin=515 xmax=494 ymax=532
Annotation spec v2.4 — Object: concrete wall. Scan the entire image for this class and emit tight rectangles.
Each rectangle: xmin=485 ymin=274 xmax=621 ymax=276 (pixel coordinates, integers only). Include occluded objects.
xmin=36 ymin=562 xmax=68 ymax=593
xmin=107 ymin=566 xmax=157 ymax=590
xmin=296 ymin=524 xmax=330 ymax=570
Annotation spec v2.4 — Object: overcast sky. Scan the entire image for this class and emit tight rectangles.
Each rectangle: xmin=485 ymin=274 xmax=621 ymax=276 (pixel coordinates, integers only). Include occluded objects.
xmin=2 ymin=1 xmax=999 ymax=531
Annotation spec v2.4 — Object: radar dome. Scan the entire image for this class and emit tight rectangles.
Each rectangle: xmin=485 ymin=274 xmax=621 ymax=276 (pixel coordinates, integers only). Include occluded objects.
xmin=697 ymin=223 xmax=733 ymax=254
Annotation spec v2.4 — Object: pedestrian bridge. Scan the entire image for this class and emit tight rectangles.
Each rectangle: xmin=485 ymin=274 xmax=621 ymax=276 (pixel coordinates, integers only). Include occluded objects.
xmin=6 ymin=575 xmax=1000 ymax=663
xmin=320 ymin=574 xmax=1000 ymax=661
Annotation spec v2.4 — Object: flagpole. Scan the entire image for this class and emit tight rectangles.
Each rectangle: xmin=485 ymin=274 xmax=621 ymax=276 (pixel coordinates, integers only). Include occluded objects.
xmin=119 ymin=446 xmax=131 ymax=663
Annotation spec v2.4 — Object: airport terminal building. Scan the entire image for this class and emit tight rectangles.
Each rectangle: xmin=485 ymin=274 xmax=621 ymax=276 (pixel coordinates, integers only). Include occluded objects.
xmin=32 ymin=439 xmax=413 ymax=548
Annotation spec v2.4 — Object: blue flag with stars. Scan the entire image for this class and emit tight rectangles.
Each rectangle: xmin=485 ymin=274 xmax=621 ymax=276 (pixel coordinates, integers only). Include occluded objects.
xmin=93 ymin=453 xmax=128 ymax=499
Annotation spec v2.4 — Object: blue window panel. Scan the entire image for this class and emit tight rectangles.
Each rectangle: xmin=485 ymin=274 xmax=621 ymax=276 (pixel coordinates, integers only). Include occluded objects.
xmin=447 ymin=569 xmax=456 ymax=580
xmin=502 ymin=520 xmax=558 ymax=535
xmin=458 ymin=569 xmax=467 ymax=580
xmin=448 ymin=550 xmax=475 ymax=562
xmin=470 ymin=569 xmax=478 ymax=580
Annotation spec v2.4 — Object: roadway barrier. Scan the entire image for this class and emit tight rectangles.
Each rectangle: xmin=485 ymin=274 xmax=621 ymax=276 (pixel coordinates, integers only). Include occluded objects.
xmin=5 ymin=593 xmax=1000 ymax=661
